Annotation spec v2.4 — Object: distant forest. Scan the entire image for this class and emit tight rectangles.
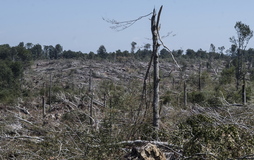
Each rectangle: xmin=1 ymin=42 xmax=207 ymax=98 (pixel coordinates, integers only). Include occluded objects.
xmin=0 ymin=41 xmax=241 ymax=61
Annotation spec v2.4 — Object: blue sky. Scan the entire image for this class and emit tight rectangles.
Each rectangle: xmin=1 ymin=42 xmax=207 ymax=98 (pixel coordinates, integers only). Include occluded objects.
xmin=1 ymin=0 xmax=254 ymax=53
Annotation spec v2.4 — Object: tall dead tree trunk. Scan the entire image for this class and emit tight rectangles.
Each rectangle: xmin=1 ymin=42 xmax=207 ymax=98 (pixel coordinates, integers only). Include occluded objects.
xmin=89 ymin=68 xmax=93 ymax=125
xmin=198 ymin=63 xmax=201 ymax=91
xmin=42 ymin=82 xmax=46 ymax=118
xmin=242 ymin=56 xmax=247 ymax=105
xmin=104 ymin=5 xmax=167 ymax=135
xmin=172 ymin=77 xmax=175 ymax=89
xmin=90 ymin=92 xmax=94 ymax=125
xmin=242 ymin=77 xmax=246 ymax=105
xmin=151 ymin=6 xmax=163 ymax=132
xmin=103 ymin=93 xmax=107 ymax=107
xmin=49 ymin=73 xmax=52 ymax=109
xmin=184 ymin=80 xmax=187 ymax=108
xmin=236 ymin=49 xmax=241 ymax=90
xmin=89 ymin=68 xmax=92 ymax=92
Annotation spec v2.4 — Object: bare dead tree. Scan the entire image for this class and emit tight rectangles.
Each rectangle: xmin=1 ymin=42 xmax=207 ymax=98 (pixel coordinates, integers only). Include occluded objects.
xmin=90 ymin=92 xmax=94 ymax=125
xmin=242 ymin=78 xmax=246 ymax=105
xmin=103 ymin=9 xmax=154 ymax=128
xmin=172 ymin=77 xmax=175 ymax=89
xmin=89 ymin=68 xmax=93 ymax=125
xmin=42 ymin=82 xmax=46 ymax=118
xmin=42 ymin=96 xmax=45 ymax=118
xmin=104 ymin=5 xmax=180 ymax=135
xmin=151 ymin=6 xmax=163 ymax=132
xmin=103 ymin=93 xmax=106 ymax=108
xmin=198 ymin=63 xmax=201 ymax=91
xmin=49 ymin=72 xmax=52 ymax=109
xmin=184 ymin=80 xmax=187 ymax=108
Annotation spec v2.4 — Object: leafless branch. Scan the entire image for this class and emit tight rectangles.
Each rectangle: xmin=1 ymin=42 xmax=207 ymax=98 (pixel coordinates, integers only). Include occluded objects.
xmin=103 ymin=12 xmax=152 ymax=31
xmin=0 ymin=135 xmax=44 ymax=142
xmin=161 ymin=31 xmax=176 ymax=39
xmin=15 ymin=116 xmax=34 ymax=125
xmin=142 ymin=54 xmax=153 ymax=102
xmin=184 ymin=152 xmax=219 ymax=159
xmin=158 ymin=31 xmax=181 ymax=70
xmin=6 ymin=109 xmax=34 ymax=125
xmin=89 ymin=139 xmax=181 ymax=148
xmin=56 ymin=140 xmax=63 ymax=158
xmin=237 ymin=154 xmax=254 ymax=159
xmin=16 ymin=105 xmax=30 ymax=115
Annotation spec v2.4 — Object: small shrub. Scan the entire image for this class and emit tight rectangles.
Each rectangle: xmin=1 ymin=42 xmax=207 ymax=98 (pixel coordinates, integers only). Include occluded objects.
xmin=206 ymin=96 xmax=223 ymax=108
xmin=172 ymin=114 xmax=254 ymax=159
xmin=188 ymin=91 xmax=206 ymax=103
xmin=219 ymin=66 xmax=235 ymax=85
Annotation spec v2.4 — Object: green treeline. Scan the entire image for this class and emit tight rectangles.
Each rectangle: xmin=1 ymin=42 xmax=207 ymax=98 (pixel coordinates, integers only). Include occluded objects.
xmin=3 ymin=41 xmax=253 ymax=62
xmin=0 ymin=42 xmax=229 ymax=62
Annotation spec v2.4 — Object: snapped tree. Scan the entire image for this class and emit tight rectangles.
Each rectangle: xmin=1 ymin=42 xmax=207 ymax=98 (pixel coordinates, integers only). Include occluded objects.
xmin=151 ymin=6 xmax=163 ymax=132
xmin=104 ymin=5 xmax=180 ymax=136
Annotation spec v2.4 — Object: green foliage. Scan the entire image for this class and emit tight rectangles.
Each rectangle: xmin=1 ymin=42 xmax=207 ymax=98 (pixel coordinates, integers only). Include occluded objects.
xmin=30 ymin=44 xmax=43 ymax=59
xmin=10 ymin=61 xmax=23 ymax=79
xmin=135 ymin=48 xmax=152 ymax=60
xmin=0 ymin=60 xmax=24 ymax=103
xmin=172 ymin=114 xmax=254 ymax=159
xmin=62 ymin=110 xmax=88 ymax=124
xmin=206 ymin=96 xmax=223 ymax=108
xmin=16 ymin=46 xmax=32 ymax=61
xmin=200 ymin=70 xmax=212 ymax=89
xmin=0 ymin=41 xmax=233 ymax=64
xmin=226 ymin=88 xmax=241 ymax=103
xmin=0 ymin=89 xmax=16 ymax=103
xmin=161 ymin=90 xmax=180 ymax=107
xmin=97 ymin=45 xmax=108 ymax=59
xmin=219 ymin=66 xmax=235 ymax=84
xmin=0 ymin=43 xmax=35 ymax=103
xmin=249 ymin=68 xmax=254 ymax=81
xmin=186 ymin=49 xmax=195 ymax=59
xmin=0 ymin=44 xmax=11 ymax=60
xmin=0 ymin=61 xmax=14 ymax=88
xmin=188 ymin=91 xmax=206 ymax=103
xmin=187 ymin=70 xmax=212 ymax=90
xmin=231 ymin=21 xmax=253 ymax=48
xmin=62 ymin=50 xmax=84 ymax=59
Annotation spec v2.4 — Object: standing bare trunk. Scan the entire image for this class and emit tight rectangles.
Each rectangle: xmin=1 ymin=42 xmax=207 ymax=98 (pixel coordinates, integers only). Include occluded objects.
xmin=89 ymin=68 xmax=92 ymax=92
xmin=151 ymin=6 xmax=163 ymax=132
xmin=172 ymin=77 xmax=175 ymax=89
xmin=236 ymin=49 xmax=241 ymax=90
xmin=184 ymin=80 xmax=187 ymax=108
xmin=42 ymin=97 xmax=46 ymax=118
xmin=114 ymin=53 xmax=116 ymax=63
xmin=103 ymin=93 xmax=106 ymax=107
xmin=242 ymin=76 xmax=246 ymax=105
xmin=198 ymin=63 xmax=201 ymax=91
xmin=49 ymin=73 xmax=52 ymax=109
xmin=90 ymin=93 xmax=94 ymax=125
xmin=42 ymin=82 xmax=46 ymax=118
xmin=89 ymin=68 xmax=93 ymax=125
